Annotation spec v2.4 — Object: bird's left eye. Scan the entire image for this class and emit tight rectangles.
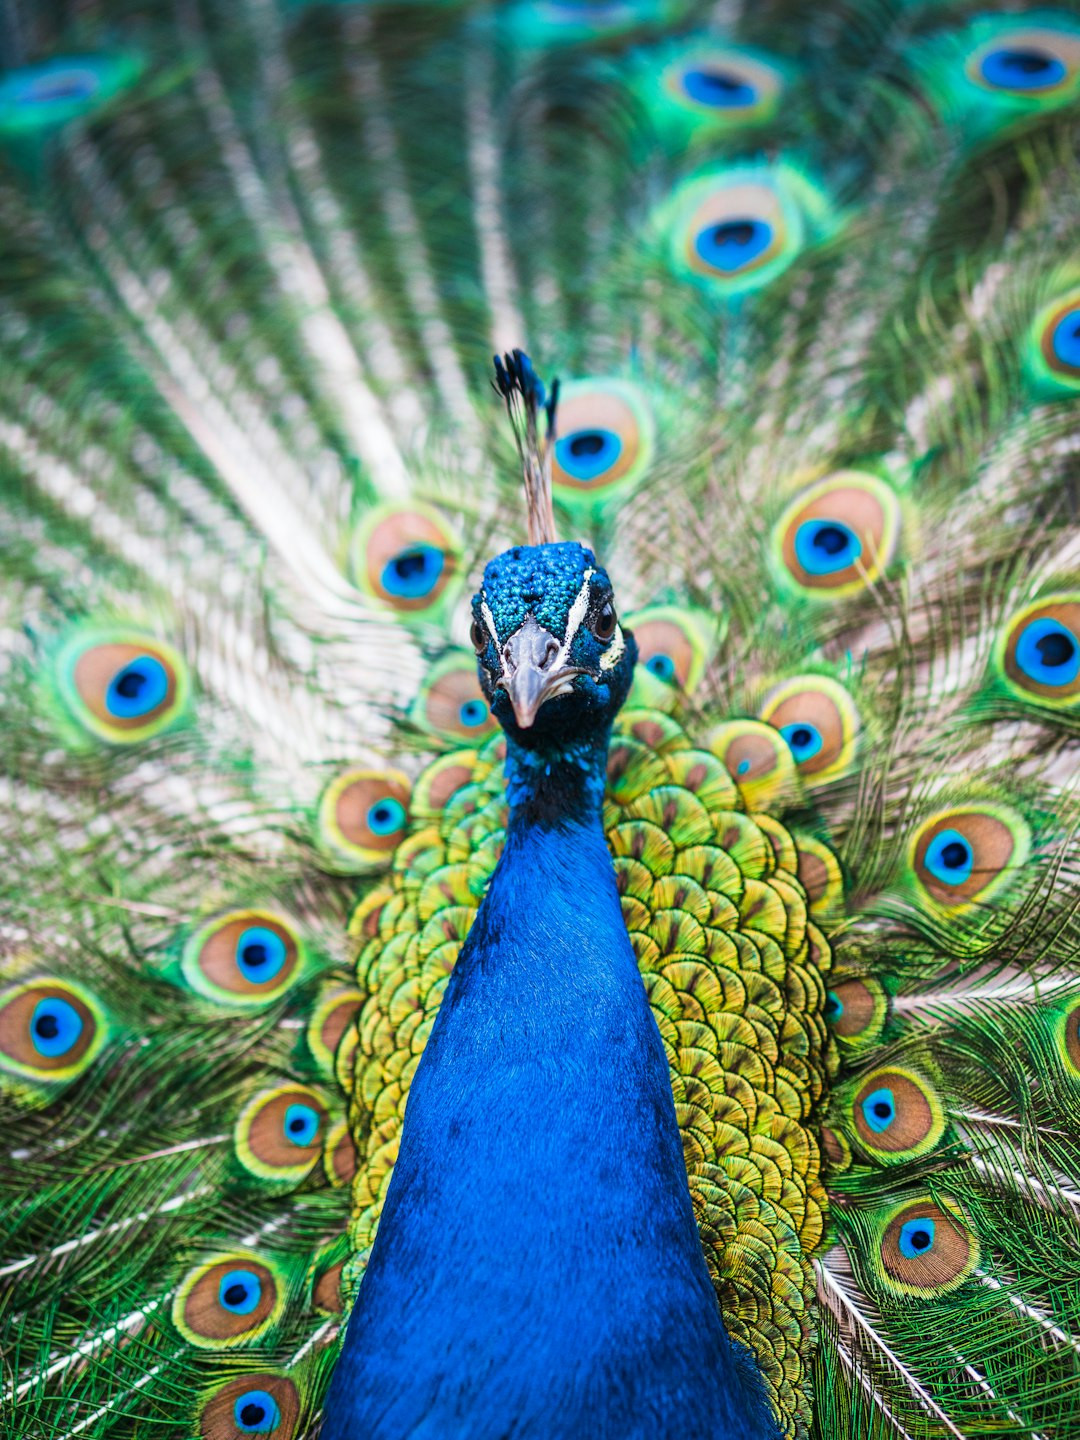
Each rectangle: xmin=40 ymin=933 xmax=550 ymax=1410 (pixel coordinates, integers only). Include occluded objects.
xmin=593 ymin=602 xmax=617 ymax=641
xmin=470 ymin=618 xmax=488 ymax=653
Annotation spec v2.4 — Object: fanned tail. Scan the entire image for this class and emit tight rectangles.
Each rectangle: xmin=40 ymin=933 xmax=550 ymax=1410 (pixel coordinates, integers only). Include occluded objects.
xmin=3 ymin=2 xmax=1080 ymax=1438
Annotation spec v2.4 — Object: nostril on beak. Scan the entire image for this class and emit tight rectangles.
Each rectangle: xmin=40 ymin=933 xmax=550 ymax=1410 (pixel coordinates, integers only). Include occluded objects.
xmin=539 ymin=640 xmax=559 ymax=671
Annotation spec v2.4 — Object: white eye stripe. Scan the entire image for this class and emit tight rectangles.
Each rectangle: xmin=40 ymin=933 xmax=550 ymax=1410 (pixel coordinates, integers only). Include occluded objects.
xmin=560 ymin=569 xmax=595 ymax=653
xmin=599 ymin=624 xmax=625 ymax=670
xmin=480 ymin=596 xmax=499 ymax=644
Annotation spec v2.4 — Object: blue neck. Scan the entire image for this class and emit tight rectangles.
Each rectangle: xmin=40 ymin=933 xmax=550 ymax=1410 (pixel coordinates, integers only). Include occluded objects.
xmin=324 ymin=724 xmax=777 ymax=1440
xmin=502 ymin=722 xmax=611 ymax=827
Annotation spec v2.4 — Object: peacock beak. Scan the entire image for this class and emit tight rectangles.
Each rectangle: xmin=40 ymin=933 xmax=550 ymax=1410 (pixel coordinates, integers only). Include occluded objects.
xmin=497 ymin=615 xmax=583 ymax=729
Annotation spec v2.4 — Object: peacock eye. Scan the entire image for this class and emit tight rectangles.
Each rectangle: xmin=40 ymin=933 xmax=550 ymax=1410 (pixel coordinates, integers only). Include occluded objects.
xmin=593 ymin=602 xmax=617 ymax=642
xmin=470 ymin=618 xmax=488 ymax=653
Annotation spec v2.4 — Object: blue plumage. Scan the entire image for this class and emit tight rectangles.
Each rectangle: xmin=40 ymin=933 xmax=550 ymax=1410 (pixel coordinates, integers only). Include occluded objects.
xmin=324 ymin=545 xmax=777 ymax=1438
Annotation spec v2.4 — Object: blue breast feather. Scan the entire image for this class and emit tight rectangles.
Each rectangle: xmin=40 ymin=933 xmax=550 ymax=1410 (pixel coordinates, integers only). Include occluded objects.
xmin=324 ymin=802 xmax=778 ymax=1439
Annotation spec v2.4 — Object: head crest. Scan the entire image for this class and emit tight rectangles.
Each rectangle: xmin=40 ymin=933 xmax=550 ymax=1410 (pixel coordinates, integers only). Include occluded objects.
xmin=493 ymin=349 xmax=559 ymax=546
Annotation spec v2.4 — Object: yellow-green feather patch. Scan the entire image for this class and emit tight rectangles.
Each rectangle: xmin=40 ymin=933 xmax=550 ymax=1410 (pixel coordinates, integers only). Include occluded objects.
xmin=343 ymin=708 xmax=840 ymax=1437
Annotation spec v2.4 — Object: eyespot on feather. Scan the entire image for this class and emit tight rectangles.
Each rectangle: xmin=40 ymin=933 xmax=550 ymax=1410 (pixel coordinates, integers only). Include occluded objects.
xmin=708 ymin=719 xmax=800 ymax=812
xmin=659 ymin=162 xmax=837 ymax=297
xmin=312 ymin=1257 xmax=347 ymax=1315
xmin=198 ymin=1373 xmax=300 ymax=1439
xmin=625 ymin=605 xmax=712 ymax=693
xmin=908 ymin=803 xmax=1030 ymax=911
xmin=412 ymin=751 xmax=480 ymax=818
xmin=965 ymin=24 xmax=1080 ymax=100
xmin=0 ymin=52 xmax=143 ymax=135
xmin=0 ymin=979 xmax=106 ymax=1085
xmin=824 ymin=976 xmax=886 ymax=1042
xmin=234 ymin=1085 xmax=330 ymax=1184
xmin=639 ymin=40 xmax=787 ymax=140
xmin=672 ymin=176 xmax=790 ymax=288
xmin=820 ymin=1126 xmax=852 ymax=1172
xmin=1051 ymin=1000 xmax=1080 ymax=1083
xmin=181 ymin=911 xmax=303 ymax=1007
xmin=910 ymin=16 xmax=1080 ymax=142
xmin=316 ymin=768 xmax=411 ymax=872
xmin=54 ymin=628 xmax=189 ymax=744
xmin=996 ymin=595 xmax=1080 ymax=706
xmin=334 ymin=1022 xmax=360 ymax=1096
xmin=325 ymin=1119 xmax=358 ymax=1187
xmin=550 ymin=379 xmax=654 ymax=508
xmin=849 ymin=1066 xmax=945 ymax=1160
xmin=874 ymin=1197 xmax=978 ymax=1297
xmin=412 ymin=653 xmax=495 ymax=741
xmin=350 ymin=504 xmax=459 ymax=616
xmin=306 ymin=987 xmax=365 ymax=1075
xmin=173 ymin=1254 xmax=284 ymax=1348
xmin=1022 ymin=288 xmax=1080 ymax=398
xmin=772 ymin=471 xmax=901 ymax=597
xmin=794 ymin=836 xmax=845 ymax=916
xmin=759 ymin=675 xmax=860 ymax=783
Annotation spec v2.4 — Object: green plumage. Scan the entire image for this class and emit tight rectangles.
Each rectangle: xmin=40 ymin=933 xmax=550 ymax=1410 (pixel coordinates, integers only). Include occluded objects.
xmin=2 ymin=1 xmax=1080 ymax=1437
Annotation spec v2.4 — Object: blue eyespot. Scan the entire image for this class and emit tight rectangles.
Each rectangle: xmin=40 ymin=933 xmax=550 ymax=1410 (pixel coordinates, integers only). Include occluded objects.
xmin=645 ymin=653 xmax=677 ymax=684
xmin=366 ymin=797 xmax=406 ymax=836
xmin=283 ymin=1102 xmax=321 ymax=1147
xmin=682 ymin=68 xmax=756 ymax=109
xmin=30 ymin=997 xmax=84 ymax=1058
xmin=778 ymin=721 xmax=824 ymax=764
xmin=1052 ymin=308 xmax=1080 ymax=370
xmin=1015 ymin=616 xmax=1080 ymax=686
xmin=0 ymin=56 xmax=143 ymax=139
xmin=898 ymin=1216 xmax=936 ymax=1259
xmin=980 ymin=47 xmax=1066 ymax=92
xmin=380 ymin=546 xmax=444 ymax=600
xmin=23 ymin=68 xmax=101 ymax=105
xmin=794 ymin=519 xmax=862 ymax=576
xmin=923 ymin=829 xmax=974 ymax=887
xmin=236 ymin=927 xmax=288 ymax=984
xmin=861 ymin=1086 xmax=896 ymax=1134
xmin=824 ymin=990 xmax=843 ymax=1020
xmin=218 ymin=1268 xmax=262 ymax=1316
xmin=105 ymin=655 xmax=169 ymax=719
xmin=736 ymin=758 xmax=751 ymax=775
xmin=234 ymin=1390 xmax=281 ymax=1434
xmin=694 ymin=218 xmax=773 ymax=273
xmin=458 ymin=699 xmax=489 ymax=729
xmin=554 ymin=429 xmax=623 ymax=482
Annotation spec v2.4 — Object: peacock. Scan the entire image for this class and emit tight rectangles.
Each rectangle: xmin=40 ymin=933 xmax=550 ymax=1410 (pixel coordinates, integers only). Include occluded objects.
xmin=2 ymin=0 xmax=1080 ymax=1436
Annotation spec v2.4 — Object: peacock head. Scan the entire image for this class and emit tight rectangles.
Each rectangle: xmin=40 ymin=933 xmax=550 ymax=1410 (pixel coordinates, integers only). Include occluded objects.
xmin=470 ymin=541 xmax=637 ymax=746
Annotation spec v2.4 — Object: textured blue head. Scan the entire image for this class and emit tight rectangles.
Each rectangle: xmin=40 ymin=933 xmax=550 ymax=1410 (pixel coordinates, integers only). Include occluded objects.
xmin=470 ymin=542 xmax=638 ymax=748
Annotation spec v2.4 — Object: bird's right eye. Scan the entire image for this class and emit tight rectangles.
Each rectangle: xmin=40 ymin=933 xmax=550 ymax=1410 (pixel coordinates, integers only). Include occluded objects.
xmin=470 ymin=619 xmax=488 ymax=653
xmin=593 ymin=602 xmax=617 ymax=642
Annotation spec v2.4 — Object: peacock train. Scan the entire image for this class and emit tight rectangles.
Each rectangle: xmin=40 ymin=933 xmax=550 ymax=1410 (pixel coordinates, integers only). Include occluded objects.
xmin=2 ymin=2 xmax=1080 ymax=1437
